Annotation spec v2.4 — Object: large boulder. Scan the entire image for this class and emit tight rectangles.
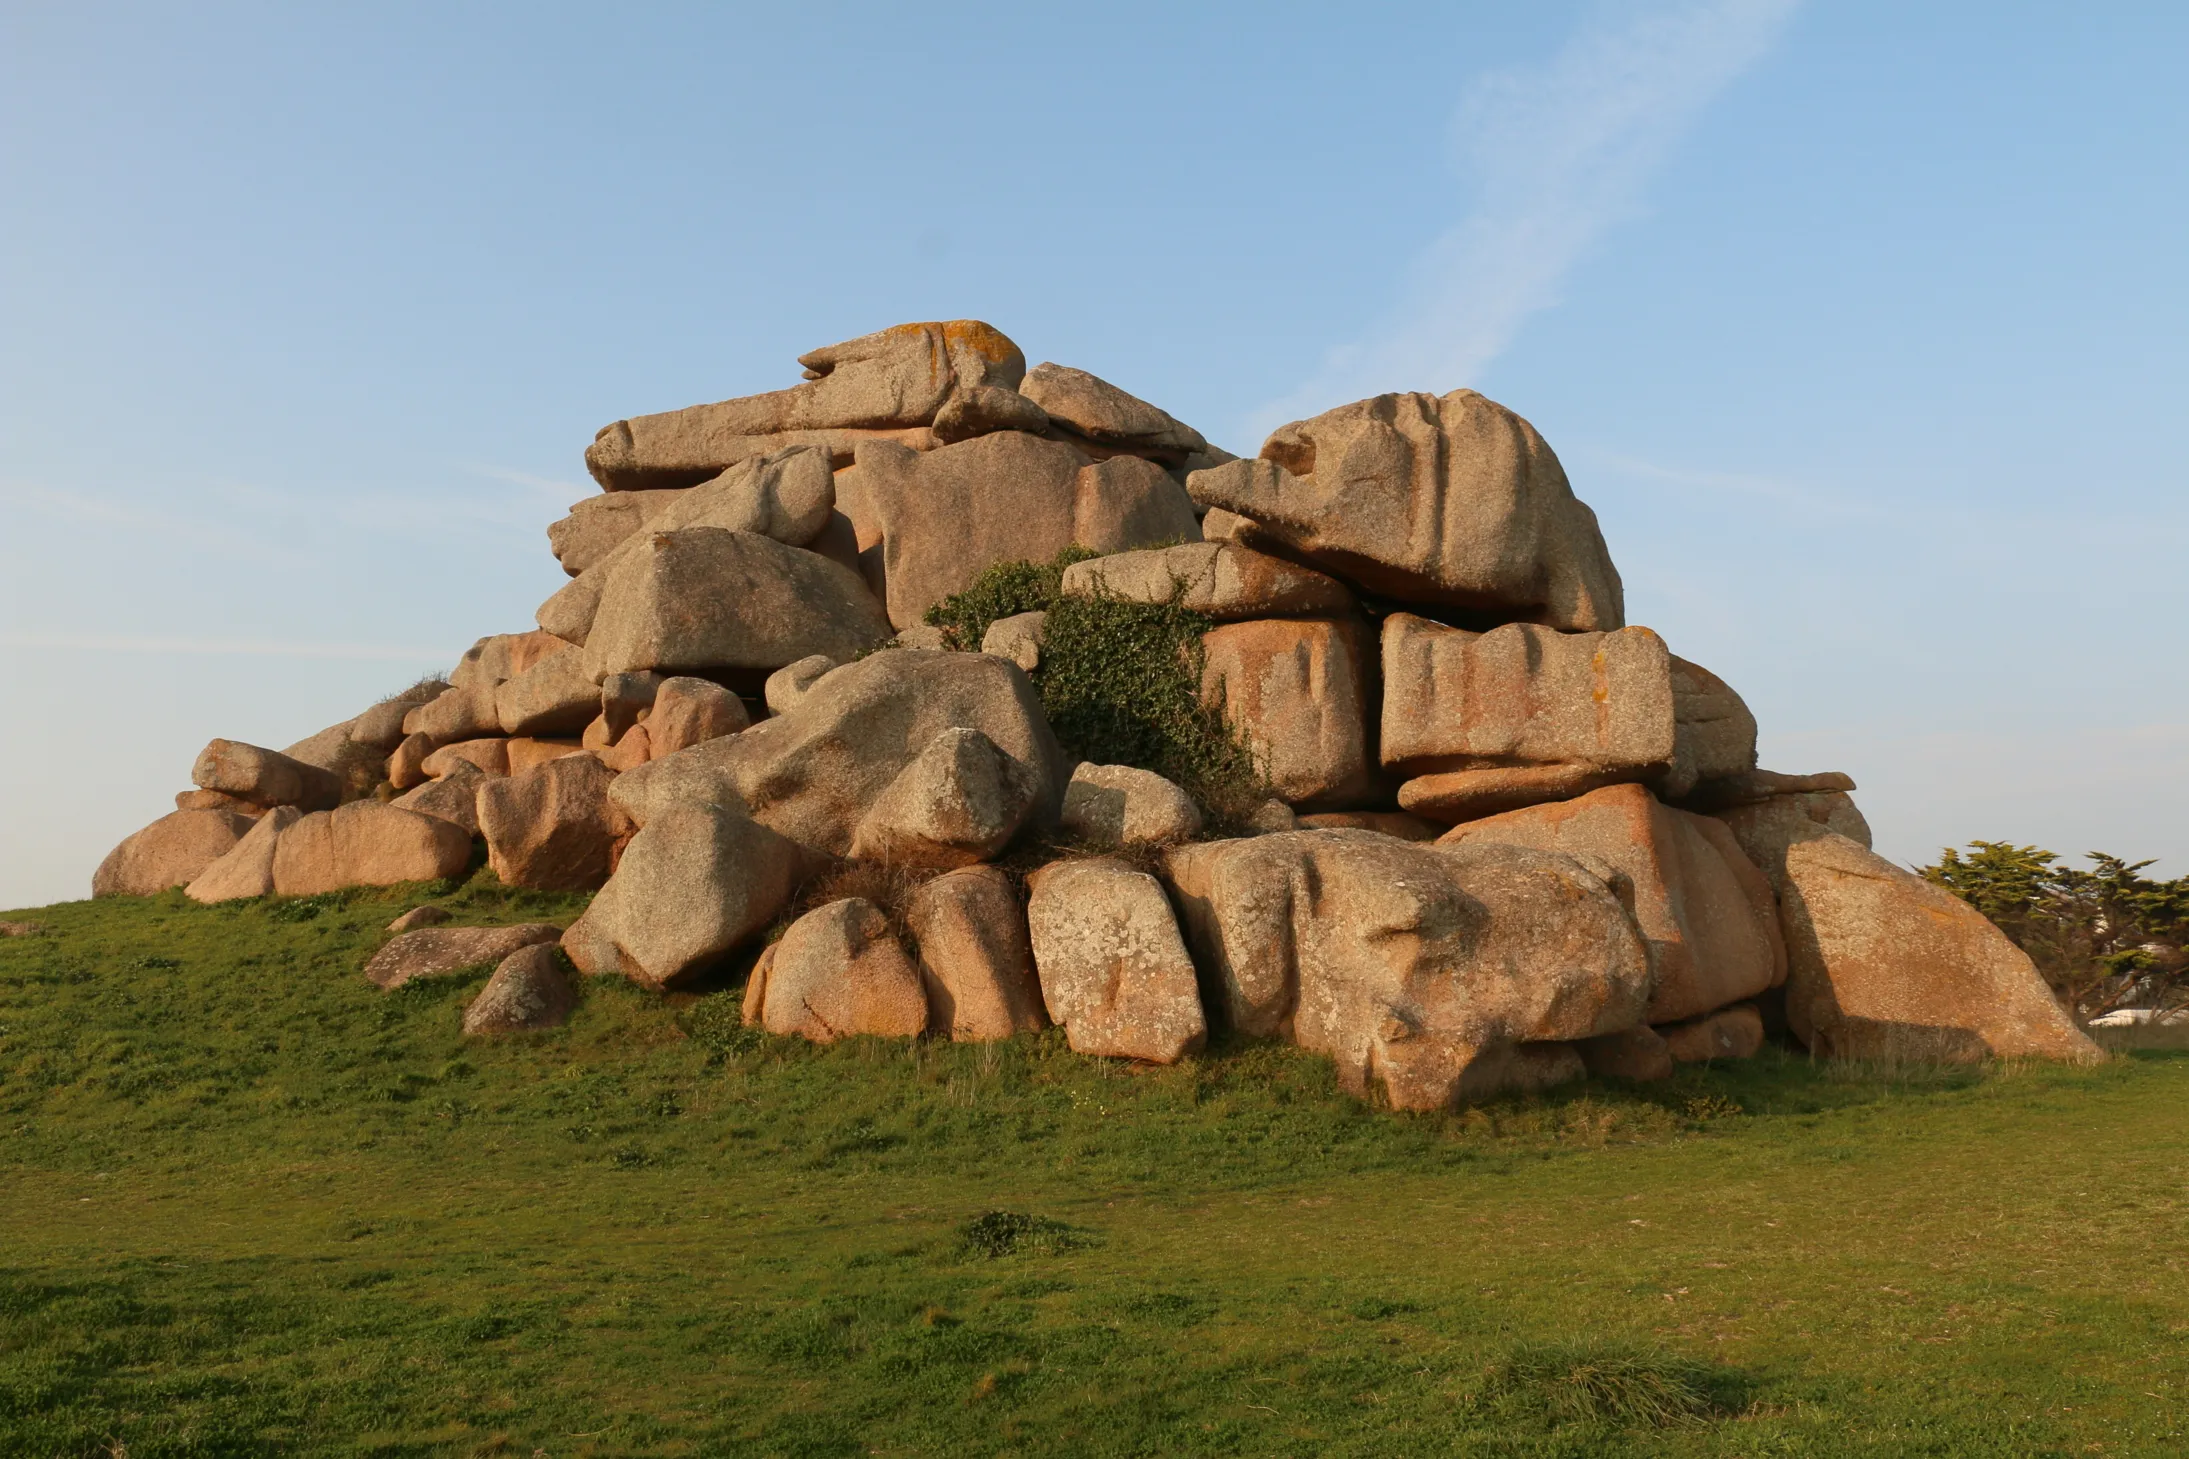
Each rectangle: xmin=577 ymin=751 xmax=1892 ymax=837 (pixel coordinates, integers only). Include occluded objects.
xmin=1666 ymin=658 xmax=1758 ymax=797
xmin=845 ymin=727 xmax=1043 ymax=869
xmin=92 ymin=808 xmax=254 ymax=898
xmin=1399 ymin=763 xmax=1640 ymax=824
xmin=1439 ymin=783 xmax=1784 ymax=1025
xmin=584 ymin=321 xmax=1024 ymax=491
xmin=270 ymin=803 xmax=473 ymax=897
xmin=905 ymin=866 xmax=1048 ymax=1041
xmin=1200 ymin=618 xmax=1375 ymax=809
xmin=835 ymin=430 xmax=1199 ymax=630
xmin=1058 ymin=762 xmax=1202 ymax=847
xmin=743 ymin=898 xmax=929 ymax=1042
xmin=560 ymin=801 xmax=800 ymax=990
xmin=547 ymin=487 xmax=687 ymax=576
xmin=1711 ymin=788 xmax=1874 ymax=858
xmin=610 ymin=649 xmax=1066 ymax=859
xmin=1025 ymin=857 xmax=1206 ymax=1064
xmin=449 ymin=630 xmax=567 ymax=692
xmin=1060 ymin=542 xmax=1352 ymax=621
xmin=1713 ymin=802 xmax=2099 ymax=1064
xmin=184 ymin=805 xmax=303 ymax=903
xmin=462 ymin=944 xmax=580 ymax=1034
xmin=495 ymin=643 xmax=602 ymax=738
xmin=1381 ymin=614 xmax=1672 ymax=779
xmin=191 ymin=739 xmax=343 ymax=811
xmin=578 ymin=528 xmax=892 ymax=684
xmin=1161 ymin=830 xmax=1649 ymax=1109
xmin=1185 ymin=389 xmax=1623 ymax=631
xmin=364 ymin=923 xmax=564 ymax=991
xmin=421 ymin=738 xmax=509 ymax=779
xmin=477 ymin=755 xmax=631 ymax=892
xmin=391 ymin=762 xmax=485 ymax=835
xmin=537 ymin=447 xmax=840 ymax=645
xmin=403 ymin=685 xmax=505 ymax=748
xmin=644 ymin=677 xmax=750 ymax=758
xmin=1017 ymin=362 xmax=1208 ymax=462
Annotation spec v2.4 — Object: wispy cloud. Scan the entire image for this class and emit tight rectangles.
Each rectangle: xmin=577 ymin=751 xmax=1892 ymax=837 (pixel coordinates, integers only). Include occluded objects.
xmin=1250 ymin=0 xmax=1800 ymax=439
xmin=0 ymin=632 xmax=457 ymax=661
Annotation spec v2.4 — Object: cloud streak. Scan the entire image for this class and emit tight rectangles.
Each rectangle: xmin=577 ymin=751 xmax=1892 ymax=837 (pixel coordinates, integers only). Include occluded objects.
xmin=1252 ymin=0 xmax=1799 ymax=438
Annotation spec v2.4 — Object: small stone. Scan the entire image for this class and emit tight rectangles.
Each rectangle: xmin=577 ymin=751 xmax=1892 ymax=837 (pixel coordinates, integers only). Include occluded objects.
xmin=1576 ymin=1025 xmax=1675 ymax=1081
xmin=462 ymin=944 xmax=579 ymax=1034
xmin=1658 ymin=1004 xmax=1765 ymax=1063
xmin=387 ymin=905 xmax=451 ymax=933
xmin=979 ymin=611 xmax=1046 ymax=672
xmin=363 ymin=923 xmax=564 ymax=991
xmin=1059 ymin=763 xmax=1202 ymax=847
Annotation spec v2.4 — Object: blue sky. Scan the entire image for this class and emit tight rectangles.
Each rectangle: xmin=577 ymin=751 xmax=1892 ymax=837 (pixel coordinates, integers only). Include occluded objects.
xmin=4 ymin=1 xmax=2184 ymax=908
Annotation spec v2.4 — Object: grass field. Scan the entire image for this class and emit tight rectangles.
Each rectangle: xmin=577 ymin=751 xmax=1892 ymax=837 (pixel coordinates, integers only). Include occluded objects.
xmin=3 ymin=880 xmax=2185 ymax=1457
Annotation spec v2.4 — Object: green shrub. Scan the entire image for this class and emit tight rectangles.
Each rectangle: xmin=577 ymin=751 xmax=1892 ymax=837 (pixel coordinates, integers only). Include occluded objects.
xmin=956 ymin=1210 xmax=1096 ymax=1259
xmin=1482 ymin=1340 xmax=1727 ymax=1428
xmin=924 ymin=548 xmax=1269 ymax=823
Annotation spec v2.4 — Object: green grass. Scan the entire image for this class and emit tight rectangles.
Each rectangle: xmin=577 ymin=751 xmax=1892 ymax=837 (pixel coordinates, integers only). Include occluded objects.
xmin=4 ymin=883 xmax=2188 ymax=1456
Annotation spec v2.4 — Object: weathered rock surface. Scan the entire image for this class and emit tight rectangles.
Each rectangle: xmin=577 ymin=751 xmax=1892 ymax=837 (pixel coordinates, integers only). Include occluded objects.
xmin=1576 ymin=1024 xmax=1675 ymax=1081
xmin=613 ymin=649 xmax=1065 ymax=858
xmin=979 ymin=610 xmax=1045 ymax=671
xmin=764 ymin=655 xmax=836 ymax=717
xmin=837 ymin=431 xmax=1199 ymax=630
xmin=1027 ymin=858 xmax=1205 ymax=1063
xmin=386 ymin=904 xmax=450 ymax=933
xmin=174 ymin=789 xmax=265 ymax=817
xmin=1293 ymin=810 xmax=1443 ymax=841
xmin=495 ymin=643 xmax=602 ymax=738
xmin=906 ymin=866 xmax=1048 ymax=1041
xmin=1061 ymin=541 xmax=1352 ymax=621
xmin=1733 ymin=823 xmax=2100 ymax=1064
xmin=1161 ymin=830 xmax=1650 ymax=1108
xmin=1683 ymin=768 xmax=1857 ymax=813
xmin=271 ymin=803 xmax=474 ymax=897
xmin=846 ymin=727 xmax=1042 ymax=869
xmin=1059 ymin=762 xmax=1202 ymax=847
xmin=1186 ymin=389 xmax=1623 ymax=631
xmin=1659 ymin=1003 xmax=1765 ymax=1063
xmin=931 ymin=383 xmax=1050 ymax=443
xmin=347 ymin=687 xmax=446 ymax=753
xmin=1018 ymin=362 xmax=1207 ymax=461
xmin=560 ymin=801 xmax=799 ymax=990
xmin=422 ymin=738 xmax=509 ymax=780
xmin=1398 ymin=763 xmax=1642 ymax=825
xmin=586 ymin=321 xmax=1024 ymax=491
xmin=505 ymin=738 xmax=586 ymax=776
xmin=1380 ymin=614 xmax=1673 ymax=778
xmin=1711 ymin=789 xmax=1875 ymax=867
xmin=462 ymin=944 xmax=579 ymax=1034
xmin=449 ymin=631 xmax=566 ymax=693
xmin=579 ymin=528 xmax=892 ymax=682
xmin=478 ymin=754 xmax=631 ymax=891
xmin=404 ymin=685 xmax=504 ymax=748
xmin=93 ymin=809 xmax=255 ymax=897
xmin=364 ymin=923 xmax=564 ymax=991
xmin=184 ymin=805 xmax=302 ymax=903
xmin=548 ymin=487 xmax=687 ymax=575
xmin=746 ymin=898 xmax=928 ymax=1042
xmin=192 ymin=739 xmax=342 ymax=812
xmin=1665 ymin=657 xmax=1758 ymax=799
xmin=392 ymin=762 xmax=485 ymax=834
xmin=1440 ymin=783 xmax=1784 ymax=1025
xmin=645 ymin=676 xmax=750 ymax=758
xmin=387 ymin=732 xmax=434 ymax=791
xmin=1200 ymin=618 xmax=1374 ymax=808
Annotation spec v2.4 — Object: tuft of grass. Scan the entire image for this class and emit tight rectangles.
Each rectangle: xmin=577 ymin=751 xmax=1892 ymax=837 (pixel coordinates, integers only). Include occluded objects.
xmin=957 ymin=1211 xmax=1096 ymax=1260
xmin=1482 ymin=1340 xmax=1728 ymax=1428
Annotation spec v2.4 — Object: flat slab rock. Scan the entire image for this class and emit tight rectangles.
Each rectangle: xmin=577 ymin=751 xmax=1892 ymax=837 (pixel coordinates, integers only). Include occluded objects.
xmin=364 ymin=924 xmax=564 ymax=991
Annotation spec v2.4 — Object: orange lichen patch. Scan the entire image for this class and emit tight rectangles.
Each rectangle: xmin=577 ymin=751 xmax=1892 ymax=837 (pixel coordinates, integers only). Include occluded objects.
xmin=943 ymin=319 xmax=1023 ymax=366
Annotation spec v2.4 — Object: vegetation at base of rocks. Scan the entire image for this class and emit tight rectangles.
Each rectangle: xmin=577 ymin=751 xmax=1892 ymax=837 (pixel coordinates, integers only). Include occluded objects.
xmin=926 ymin=549 xmax=1270 ymax=825
xmin=1922 ymin=841 xmax=2189 ymax=1016
xmin=4 ymin=886 xmax=2189 ymax=1455
xmin=924 ymin=546 xmax=1098 ymax=651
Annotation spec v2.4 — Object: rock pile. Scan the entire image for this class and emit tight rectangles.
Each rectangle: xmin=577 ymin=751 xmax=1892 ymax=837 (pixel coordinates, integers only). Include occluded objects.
xmin=93 ymin=319 xmax=2102 ymax=1099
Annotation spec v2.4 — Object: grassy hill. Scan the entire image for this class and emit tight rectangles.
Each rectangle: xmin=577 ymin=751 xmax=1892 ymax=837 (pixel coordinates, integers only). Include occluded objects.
xmin=2 ymin=880 xmax=2185 ymax=1457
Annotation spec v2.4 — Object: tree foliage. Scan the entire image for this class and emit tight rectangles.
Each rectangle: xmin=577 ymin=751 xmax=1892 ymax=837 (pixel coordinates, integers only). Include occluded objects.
xmin=1921 ymin=841 xmax=2189 ymax=1015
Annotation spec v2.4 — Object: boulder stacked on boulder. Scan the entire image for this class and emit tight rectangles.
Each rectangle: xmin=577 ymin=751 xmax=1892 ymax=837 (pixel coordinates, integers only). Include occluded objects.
xmin=93 ymin=319 xmax=2101 ymax=1099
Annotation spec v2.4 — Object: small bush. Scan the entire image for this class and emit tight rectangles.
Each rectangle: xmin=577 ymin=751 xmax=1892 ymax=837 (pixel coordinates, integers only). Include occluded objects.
xmin=1483 ymin=1340 xmax=1725 ymax=1428
xmin=957 ymin=1211 xmax=1096 ymax=1259
xmin=678 ymin=993 xmax=762 ymax=1062
xmin=924 ymin=548 xmax=1095 ymax=651
xmin=924 ymin=549 xmax=1268 ymax=823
